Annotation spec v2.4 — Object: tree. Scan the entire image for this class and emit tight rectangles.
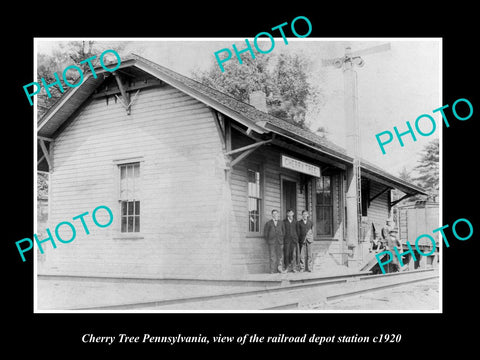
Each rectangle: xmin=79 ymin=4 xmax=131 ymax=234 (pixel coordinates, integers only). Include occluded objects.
xmin=268 ymin=52 xmax=313 ymax=128
xmin=392 ymin=166 xmax=411 ymax=203
xmin=36 ymin=41 xmax=126 ymax=198
xmin=398 ymin=166 xmax=413 ymax=182
xmin=413 ymin=138 xmax=439 ymax=201
xmin=37 ymin=172 xmax=49 ymax=198
xmin=195 ymin=52 xmax=273 ymax=103
xmin=60 ymin=41 xmax=96 ymax=65
xmin=192 ymin=48 xmax=323 ymax=132
xmin=37 ymin=41 xmax=126 ymax=117
xmin=315 ymin=125 xmax=329 ymax=138
xmin=37 ymin=51 xmax=71 ymax=115
xmin=392 ymin=165 xmax=421 ymax=206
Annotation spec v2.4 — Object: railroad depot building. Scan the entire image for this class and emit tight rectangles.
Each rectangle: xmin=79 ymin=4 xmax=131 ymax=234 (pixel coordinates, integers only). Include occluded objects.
xmin=37 ymin=54 xmax=427 ymax=278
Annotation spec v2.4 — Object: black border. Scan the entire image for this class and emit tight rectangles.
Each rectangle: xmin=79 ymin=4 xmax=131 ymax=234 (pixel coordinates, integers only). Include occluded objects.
xmin=6 ymin=6 xmax=478 ymax=355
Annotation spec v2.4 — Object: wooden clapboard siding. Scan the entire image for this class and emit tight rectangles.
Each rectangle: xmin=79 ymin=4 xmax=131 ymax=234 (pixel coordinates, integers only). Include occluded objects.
xmin=332 ymin=174 xmax=343 ymax=240
xmin=229 ymin=148 xmax=266 ymax=273
xmin=229 ymin=138 xmax=314 ymax=273
xmin=366 ymin=180 xmax=390 ymax=233
xmin=314 ymin=172 xmax=342 ymax=240
xmin=310 ymin=172 xmax=345 ymax=268
xmin=45 ymin=85 xmax=226 ymax=277
xmin=228 ymin=132 xmax=348 ymax=273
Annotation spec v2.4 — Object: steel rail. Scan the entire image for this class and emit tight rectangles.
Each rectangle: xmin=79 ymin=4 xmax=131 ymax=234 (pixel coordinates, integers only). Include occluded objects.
xmin=73 ymin=268 xmax=438 ymax=310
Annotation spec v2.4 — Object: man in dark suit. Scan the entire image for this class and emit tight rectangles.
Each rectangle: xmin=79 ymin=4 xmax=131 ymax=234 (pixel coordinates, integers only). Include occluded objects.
xmin=283 ymin=209 xmax=299 ymax=272
xmin=264 ymin=209 xmax=286 ymax=273
xmin=297 ymin=210 xmax=314 ymax=272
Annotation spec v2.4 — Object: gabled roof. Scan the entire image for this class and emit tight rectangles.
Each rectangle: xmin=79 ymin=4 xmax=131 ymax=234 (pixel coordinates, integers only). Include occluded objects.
xmin=37 ymin=59 xmax=136 ymax=138
xmin=37 ymin=53 xmax=427 ymax=196
xmin=130 ymin=54 xmax=350 ymax=158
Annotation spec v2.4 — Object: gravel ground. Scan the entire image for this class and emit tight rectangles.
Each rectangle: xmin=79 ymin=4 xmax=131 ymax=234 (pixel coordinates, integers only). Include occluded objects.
xmin=36 ymin=278 xmax=263 ymax=310
xmin=313 ymin=278 xmax=440 ymax=311
xmin=36 ymin=273 xmax=439 ymax=311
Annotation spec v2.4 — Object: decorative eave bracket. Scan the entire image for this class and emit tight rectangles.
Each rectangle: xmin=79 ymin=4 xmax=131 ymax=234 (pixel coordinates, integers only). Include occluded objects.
xmin=390 ymin=193 xmax=414 ymax=207
xmin=113 ymin=72 xmax=140 ymax=115
xmin=38 ymin=136 xmax=53 ymax=171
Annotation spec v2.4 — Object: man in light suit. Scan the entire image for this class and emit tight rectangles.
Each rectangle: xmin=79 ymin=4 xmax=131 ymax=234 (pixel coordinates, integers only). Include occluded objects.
xmin=386 ymin=229 xmax=402 ymax=272
xmin=381 ymin=218 xmax=401 ymax=272
xmin=264 ymin=209 xmax=286 ymax=273
xmin=297 ymin=210 xmax=314 ymax=272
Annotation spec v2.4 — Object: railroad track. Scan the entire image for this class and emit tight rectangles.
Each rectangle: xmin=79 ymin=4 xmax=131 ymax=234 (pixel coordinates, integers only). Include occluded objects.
xmin=74 ymin=268 xmax=439 ymax=311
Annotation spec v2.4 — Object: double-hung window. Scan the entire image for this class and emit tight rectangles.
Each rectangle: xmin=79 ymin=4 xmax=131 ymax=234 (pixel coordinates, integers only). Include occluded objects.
xmin=361 ymin=179 xmax=370 ymax=216
xmin=247 ymin=168 xmax=262 ymax=233
xmin=316 ymin=175 xmax=333 ymax=236
xmin=119 ymin=162 xmax=140 ymax=233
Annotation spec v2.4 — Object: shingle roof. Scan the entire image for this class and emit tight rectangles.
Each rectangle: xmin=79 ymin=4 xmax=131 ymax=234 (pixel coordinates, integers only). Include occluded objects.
xmin=129 ymin=54 xmax=426 ymax=195
xmin=38 ymin=53 xmax=427 ymax=195
xmin=129 ymin=54 xmax=350 ymax=159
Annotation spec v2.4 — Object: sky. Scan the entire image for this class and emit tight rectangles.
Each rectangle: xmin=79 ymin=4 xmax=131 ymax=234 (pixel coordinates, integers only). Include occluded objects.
xmin=36 ymin=38 xmax=441 ymax=177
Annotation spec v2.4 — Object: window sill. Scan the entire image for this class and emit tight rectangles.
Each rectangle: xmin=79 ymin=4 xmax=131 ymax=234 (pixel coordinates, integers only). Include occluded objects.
xmin=315 ymin=237 xmax=339 ymax=241
xmin=113 ymin=234 xmax=145 ymax=240
xmin=246 ymin=233 xmax=263 ymax=238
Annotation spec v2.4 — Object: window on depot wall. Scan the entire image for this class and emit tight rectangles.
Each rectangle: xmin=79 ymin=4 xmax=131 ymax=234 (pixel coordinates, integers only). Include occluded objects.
xmin=247 ymin=168 xmax=262 ymax=233
xmin=119 ymin=162 xmax=140 ymax=233
xmin=361 ymin=179 xmax=370 ymax=216
xmin=316 ymin=175 xmax=333 ymax=236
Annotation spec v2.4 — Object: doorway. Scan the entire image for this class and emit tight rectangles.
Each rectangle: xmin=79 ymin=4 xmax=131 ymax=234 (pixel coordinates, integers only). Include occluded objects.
xmin=282 ymin=179 xmax=297 ymax=219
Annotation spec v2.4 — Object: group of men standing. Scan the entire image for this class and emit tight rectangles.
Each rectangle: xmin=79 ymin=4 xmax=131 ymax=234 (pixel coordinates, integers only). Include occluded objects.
xmin=263 ymin=209 xmax=314 ymax=274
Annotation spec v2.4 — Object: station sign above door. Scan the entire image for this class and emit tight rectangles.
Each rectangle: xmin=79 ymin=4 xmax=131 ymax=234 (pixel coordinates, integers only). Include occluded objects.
xmin=281 ymin=155 xmax=321 ymax=178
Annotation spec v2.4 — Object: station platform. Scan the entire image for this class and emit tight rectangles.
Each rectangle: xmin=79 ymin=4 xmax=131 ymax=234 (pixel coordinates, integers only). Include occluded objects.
xmin=36 ymin=268 xmax=371 ymax=310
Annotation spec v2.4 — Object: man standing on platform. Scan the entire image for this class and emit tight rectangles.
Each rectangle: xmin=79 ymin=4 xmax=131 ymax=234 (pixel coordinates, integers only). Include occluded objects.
xmin=264 ymin=209 xmax=286 ymax=274
xmin=386 ymin=229 xmax=402 ymax=272
xmin=283 ymin=209 xmax=299 ymax=272
xmin=381 ymin=218 xmax=400 ymax=272
xmin=297 ymin=210 xmax=314 ymax=272
xmin=381 ymin=218 xmax=394 ymax=242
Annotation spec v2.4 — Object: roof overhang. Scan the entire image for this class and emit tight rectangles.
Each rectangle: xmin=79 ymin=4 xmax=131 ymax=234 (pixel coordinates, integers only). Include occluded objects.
xmin=38 ymin=57 xmax=267 ymax=138
xmin=360 ymin=162 xmax=427 ymax=196
xmin=258 ymin=121 xmax=353 ymax=164
xmin=258 ymin=122 xmax=426 ymax=196
xmin=132 ymin=61 xmax=267 ymax=136
xmin=36 ymin=55 xmax=429 ymax=197
xmin=38 ymin=59 xmax=139 ymax=138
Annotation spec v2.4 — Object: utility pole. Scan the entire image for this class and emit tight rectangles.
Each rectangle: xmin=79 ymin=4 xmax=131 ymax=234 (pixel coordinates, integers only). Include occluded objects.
xmin=323 ymin=43 xmax=390 ymax=254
